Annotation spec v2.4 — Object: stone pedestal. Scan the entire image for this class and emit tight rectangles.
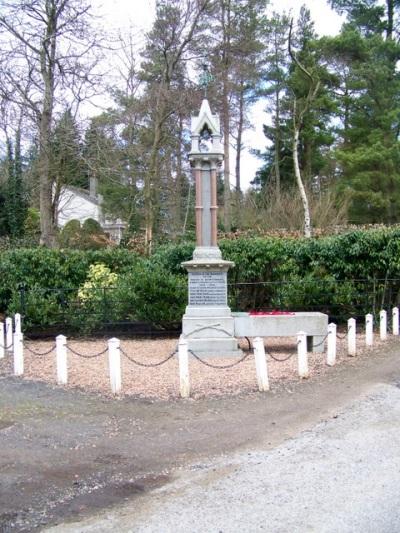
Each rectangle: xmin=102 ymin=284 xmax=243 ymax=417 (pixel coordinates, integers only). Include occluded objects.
xmin=182 ymin=258 xmax=242 ymax=357
xmin=181 ymin=98 xmax=242 ymax=357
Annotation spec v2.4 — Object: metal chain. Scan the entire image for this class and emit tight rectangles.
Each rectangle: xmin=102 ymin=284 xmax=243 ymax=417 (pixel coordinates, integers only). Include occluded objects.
xmin=336 ymin=327 xmax=351 ymax=340
xmin=188 ymin=349 xmax=251 ymax=369
xmin=67 ymin=345 xmax=108 ymax=359
xmin=24 ymin=344 xmax=56 ymax=356
xmin=120 ymin=347 xmax=177 ymax=367
xmin=266 ymin=350 xmax=295 ymax=363
xmin=312 ymin=332 xmax=330 ymax=348
xmin=0 ymin=343 xmax=12 ymax=350
xmin=244 ymin=337 xmax=252 ymax=351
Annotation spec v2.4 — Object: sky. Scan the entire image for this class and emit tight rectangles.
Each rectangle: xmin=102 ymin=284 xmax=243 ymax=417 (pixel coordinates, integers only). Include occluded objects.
xmin=93 ymin=0 xmax=345 ymax=189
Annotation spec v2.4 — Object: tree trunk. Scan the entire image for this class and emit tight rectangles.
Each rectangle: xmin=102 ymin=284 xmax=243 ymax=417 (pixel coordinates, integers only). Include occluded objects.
xmin=222 ymin=78 xmax=232 ymax=232
xmin=293 ymin=117 xmax=312 ymax=238
xmin=39 ymin=2 xmax=57 ymax=248
xmin=175 ymin=114 xmax=184 ymax=231
xmin=235 ymin=84 xmax=244 ymax=193
xmin=387 ymin=0 xmax=394 ymax=39
xmin=274 ymin=88 xmax=281 ymax=201
xmin=221 ymin=0 xmax=231 ymax=232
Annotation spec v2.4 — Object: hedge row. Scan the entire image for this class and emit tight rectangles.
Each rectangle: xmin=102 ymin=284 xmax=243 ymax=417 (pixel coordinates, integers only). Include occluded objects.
xmin=1 ymin=228 xmax=399 ymax=331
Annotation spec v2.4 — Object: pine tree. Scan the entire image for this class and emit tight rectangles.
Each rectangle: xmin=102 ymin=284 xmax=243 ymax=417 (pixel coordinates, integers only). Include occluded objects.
xmin=328 ymin=0 xmax=400 ymax=222
xmin=4 ymin=130 xmax=27 ymax=238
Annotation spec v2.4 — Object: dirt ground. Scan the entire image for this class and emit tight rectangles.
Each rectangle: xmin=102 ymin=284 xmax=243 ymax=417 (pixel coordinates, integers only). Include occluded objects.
xmin=0 ymin=335 xmax=399 ymax=532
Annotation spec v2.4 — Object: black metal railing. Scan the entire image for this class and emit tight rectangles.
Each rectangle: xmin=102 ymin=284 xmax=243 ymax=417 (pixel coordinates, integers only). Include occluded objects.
xmin=10 ymin=277 xmax=400 ymax=336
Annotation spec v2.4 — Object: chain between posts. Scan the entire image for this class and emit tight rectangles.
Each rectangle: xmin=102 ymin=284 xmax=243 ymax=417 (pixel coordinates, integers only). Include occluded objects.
xmin=67 ymin=345 xmax=108 ymax=359
xmin=188 ymin=349 xmax=252 ymax=369
xmin=24 ymin=343 xmax=56 ymax=356
xmin=312 ymin=332 xmax=330 ymax=348
xmin=266 ymin=349 xmax=296 ymax=363
xmin=336 ymin=326 xmax=351 ymax=340
xmin=0 ymin=343 xmax=12 ymax=350
xmin=120 ymin=347 xmax=177 ymax=367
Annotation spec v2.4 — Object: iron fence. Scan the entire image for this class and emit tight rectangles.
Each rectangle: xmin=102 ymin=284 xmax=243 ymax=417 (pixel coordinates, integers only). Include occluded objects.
xmin=12 ymin=277 xmax=400 ymax=336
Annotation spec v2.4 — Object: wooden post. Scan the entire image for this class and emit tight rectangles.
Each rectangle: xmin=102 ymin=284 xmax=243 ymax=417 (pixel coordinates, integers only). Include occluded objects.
xmin=108 ymin=338 xmax=121 ymax=394
xmin=56 ymin=335 xmax=68 ymax=385
xmin=13 ymin=332 xmax=24 ymax=376
xmin=178 ymin=337 xmax=190 ymax=399
xmin=393 ymin=307 xmax=399 ymax=336
xmin=253 ymin=337 xmax=270 ymax=392
xmin=14 ymin=313 xmax=22 ymax=335
xmin=6 ymin=317 xmax=13 ymax=351
xmin=0 ymin=322 xmax=4 ymax=359
xmin=365 ymin=314 xmax=373 ymax=346
xmin=297 ymin=331 xmax=309 ymax=378
xmin=327 ymin=323 xmax=336 ymax=366
xmin=348 ymin=318 xmax=356 ymax=357
xmin=380 ymin=310 xmax=387 ymax=341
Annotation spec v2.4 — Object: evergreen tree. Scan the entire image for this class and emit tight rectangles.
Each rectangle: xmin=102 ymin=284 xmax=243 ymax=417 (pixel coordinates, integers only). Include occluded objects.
xmin=4 ymin=130 xmax=27 ymax=238
xmin=328 ymin=0 xmax=400 ymax=222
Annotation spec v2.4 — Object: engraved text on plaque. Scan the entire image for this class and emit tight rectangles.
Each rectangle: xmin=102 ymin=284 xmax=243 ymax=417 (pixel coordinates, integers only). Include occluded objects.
xmin=189 ymin=271 xmax=227 ymax=306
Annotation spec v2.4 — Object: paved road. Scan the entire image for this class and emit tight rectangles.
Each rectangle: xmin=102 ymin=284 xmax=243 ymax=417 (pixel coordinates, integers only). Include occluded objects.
xmin=48 ymin=381 xmax=400 ymax=533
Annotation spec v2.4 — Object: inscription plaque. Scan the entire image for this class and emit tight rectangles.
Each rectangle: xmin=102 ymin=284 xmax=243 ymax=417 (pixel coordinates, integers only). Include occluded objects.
xmin=189 ymin=271 xmax=227 ymax=306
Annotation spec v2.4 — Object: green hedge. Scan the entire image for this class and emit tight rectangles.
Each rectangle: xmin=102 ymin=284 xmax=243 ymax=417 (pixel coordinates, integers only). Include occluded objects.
xmin=1 ymin=227 xmax=400 ymax=331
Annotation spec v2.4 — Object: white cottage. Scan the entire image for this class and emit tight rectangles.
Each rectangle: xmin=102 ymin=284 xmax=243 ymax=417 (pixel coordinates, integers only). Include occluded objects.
xmin=57 ymin=179 xmax=126 ymax=244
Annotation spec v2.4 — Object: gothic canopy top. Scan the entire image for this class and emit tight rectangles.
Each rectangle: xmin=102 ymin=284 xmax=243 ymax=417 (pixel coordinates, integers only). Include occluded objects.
xmin=191 ymin=99 xmax=220 ymax=136
xmin=190 ymin=99 xmax=223 ymax=159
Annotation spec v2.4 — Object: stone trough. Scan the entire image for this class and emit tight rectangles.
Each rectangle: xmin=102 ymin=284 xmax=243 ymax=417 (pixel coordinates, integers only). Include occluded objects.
xmin=233 ymin=312 xmax=329 ymax=353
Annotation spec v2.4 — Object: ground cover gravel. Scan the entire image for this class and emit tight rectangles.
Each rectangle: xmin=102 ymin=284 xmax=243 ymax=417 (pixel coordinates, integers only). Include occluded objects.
xmin=0 ymin=331 xmax=385 ymax=400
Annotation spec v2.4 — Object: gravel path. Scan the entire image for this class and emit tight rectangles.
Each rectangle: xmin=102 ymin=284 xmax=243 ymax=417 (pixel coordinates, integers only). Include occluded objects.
xmin=48 ymin=381 xmax=400 ymax=533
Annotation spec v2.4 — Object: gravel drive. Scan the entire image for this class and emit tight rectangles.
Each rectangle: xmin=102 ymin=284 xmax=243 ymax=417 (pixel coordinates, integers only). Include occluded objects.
xmin=48 ymin=381 xmax=400 ymax=533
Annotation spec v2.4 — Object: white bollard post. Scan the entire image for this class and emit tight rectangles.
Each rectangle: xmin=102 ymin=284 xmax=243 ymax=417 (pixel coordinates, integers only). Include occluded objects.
xmin=297 ymin=331 xmax=309 ymax=378
xmin=5 ymin=317 xmax=13 ymax=351
xmin=380 ymin=310 xmax=387 ymax=341
xmin=327 ymin=323 xmax=337 ymax=366
xmin=178 ymin=337 xmax=190 ymax=399
xmin=253 ymin=337 xmax=270 ymax=392
xmin=365 ymin=314 xmax=373 ymax=347
xmin=392 ymin=307 xmax=399 ymax=336
xmin=56 ymin=335 xmax=68 ymax=385
xmin=13 ymin=332 xmax=24 ymax=376
xmin=0 ymin=322 xmax=4 ymax=359
xmin=14 ymin=313 xmax=22 ymax=335
xmin=348 ymin=318 xmax=356 ymax=357
xmin=108 ymin=338 xmax=121 ymax=394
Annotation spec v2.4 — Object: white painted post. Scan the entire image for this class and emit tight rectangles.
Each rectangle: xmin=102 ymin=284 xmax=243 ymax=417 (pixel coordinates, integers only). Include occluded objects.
xmin=348 ymin=318 xmax=356 ymax=357
xmin=0 ymin=322 xmax=4 ymax=359
xmin=327 ymin=323 xmax=337 ymax=366
xmin=178 ymin=337 xmax=190 ymax=399
xmin=13 ymin=332 xmax=24 ymax=376
xmin=365 ymin=314 xmax=373 ymax=347
xmin=14 ymin=313 xmax=22 ymax=335
xmin=380 ymin=310 xmax=387 ymax=341
xmin=108 ymin=338 xmax=121 ymax=394
xmin=297 ymin=331 xmax=309 ymax=378
xmin=5 ymin=317 xmax=13 ymax=351
xmin=56 ymin=335 xmax=68 ymax=385
xmin=392 ymin=307 xmax=399 ymax=336
xmin=253 ymin=337 xmax=270 ymax=392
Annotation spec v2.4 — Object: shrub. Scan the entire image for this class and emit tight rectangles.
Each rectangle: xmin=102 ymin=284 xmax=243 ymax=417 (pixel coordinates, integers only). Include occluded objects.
xmin=115 ymin=262 xmax=187 ymax=329
xmin=2 ymin=227 xmax=400 ymax=330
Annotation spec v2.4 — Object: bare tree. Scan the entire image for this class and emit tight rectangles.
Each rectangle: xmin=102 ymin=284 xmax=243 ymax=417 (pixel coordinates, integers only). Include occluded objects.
xmin=288 ymin=19 xmax=320 ymax=238
xmin=0 ymin=0 xmax=101 ymax=247
xmin=140 ymin=0 xmax=211 ymax=253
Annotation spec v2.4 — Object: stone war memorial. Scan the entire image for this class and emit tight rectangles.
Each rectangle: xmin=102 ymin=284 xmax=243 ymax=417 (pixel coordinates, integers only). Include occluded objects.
xmin=181 ymin=97 xmax=243 ymax=357
xmin=181 ymin=79 xmax=328 ymax=357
